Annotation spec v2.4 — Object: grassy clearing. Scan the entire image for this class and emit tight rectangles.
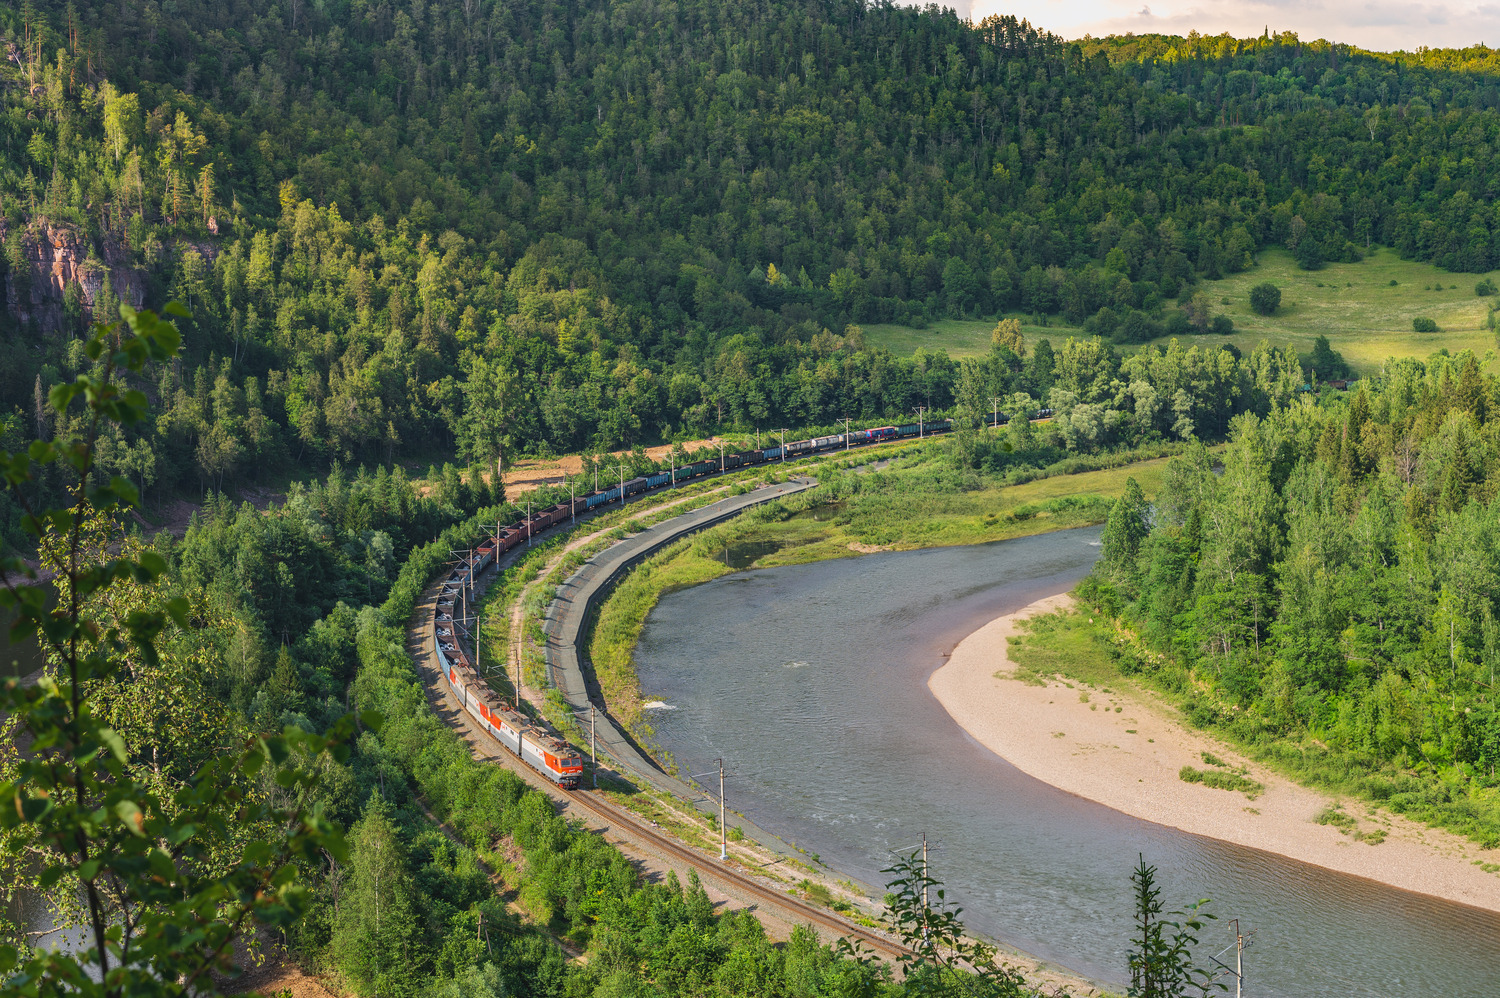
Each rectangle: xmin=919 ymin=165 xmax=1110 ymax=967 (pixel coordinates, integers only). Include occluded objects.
xmin=866 ymin=246 xmax=1500 ymax=374
xmin=1009 ymin=609 xmax=1500 ymax=849
xmin=1186 ymin=247 xmax=1498 ymax=371
xmin=732 ymin=447 xmax=1175 ymax=570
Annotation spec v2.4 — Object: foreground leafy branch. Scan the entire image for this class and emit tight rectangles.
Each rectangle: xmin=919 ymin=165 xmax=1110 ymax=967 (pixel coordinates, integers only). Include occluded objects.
xmin=0 ymin=305 xmax=366 ymax=998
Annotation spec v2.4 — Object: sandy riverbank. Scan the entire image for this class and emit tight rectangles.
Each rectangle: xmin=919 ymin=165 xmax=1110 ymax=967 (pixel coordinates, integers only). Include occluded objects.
xmin=927 ymin=593 xmax=1500 ymax=915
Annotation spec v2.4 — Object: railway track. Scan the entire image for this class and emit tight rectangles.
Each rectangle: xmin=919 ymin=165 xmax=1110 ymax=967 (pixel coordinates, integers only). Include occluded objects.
xmin=564 ymin=780 xmax=912 ymax=960
xmin=564 ymin=783 xmax=912 ymax=959
xmin=408 ymin=581 xmax=913 ymax=962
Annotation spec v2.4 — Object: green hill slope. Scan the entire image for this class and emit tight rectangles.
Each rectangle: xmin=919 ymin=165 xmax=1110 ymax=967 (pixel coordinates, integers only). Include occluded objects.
xmin=5 ymin=1 xmax=1500 ymax=527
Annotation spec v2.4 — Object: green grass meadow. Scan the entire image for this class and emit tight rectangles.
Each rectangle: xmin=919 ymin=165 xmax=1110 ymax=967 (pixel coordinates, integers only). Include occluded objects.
xmin=719 ymin=448 xmax=1176 ymax=569
xmin=1197 ymin=247 xmax=1497 ymax=370
xmin=866 ymin=247 xmax=1500 ymax=373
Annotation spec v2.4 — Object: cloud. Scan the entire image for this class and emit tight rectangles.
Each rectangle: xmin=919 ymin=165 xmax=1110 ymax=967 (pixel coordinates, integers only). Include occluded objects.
xmin=965 ymin=0 xmax=1500 ymax=50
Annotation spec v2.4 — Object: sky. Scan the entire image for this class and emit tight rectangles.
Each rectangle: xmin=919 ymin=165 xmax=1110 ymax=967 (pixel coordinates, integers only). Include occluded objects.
xmin=943 ymin=0 xmax=1499 ymax=52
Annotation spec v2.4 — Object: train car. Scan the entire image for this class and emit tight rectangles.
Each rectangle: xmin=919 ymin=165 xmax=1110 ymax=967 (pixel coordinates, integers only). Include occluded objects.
xmin=433 ymin=627 xmax=583 ymax=789
xmin=431 ymin=574 xmax=583 ymax=789
xmin=623 ymin=476 xmax=650 ymax=498
xmin=868 ymin=425 xmax=898 ymax=440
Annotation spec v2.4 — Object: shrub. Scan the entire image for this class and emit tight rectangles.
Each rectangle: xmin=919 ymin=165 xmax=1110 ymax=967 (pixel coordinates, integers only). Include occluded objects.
xmin=1477 ymin=278 xmax=1497 ymax=296
xmin=1413 ymin=317 xmax=1438 ymax=332
xmin=1179 ymin=765 xmax=1263 ymax=796
xmin=1248 ymin=282 xmax=1281 ymax=315
xmin=1210 ymin=314 xmax=1234 ymax=336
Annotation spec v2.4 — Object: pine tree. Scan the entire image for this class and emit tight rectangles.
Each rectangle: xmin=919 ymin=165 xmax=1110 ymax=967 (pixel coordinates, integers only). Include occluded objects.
xmin=198 ymin=162 xmax=215 ymax=225
xmin=1101 ymin=477 xmax=1150 ymax=579
xmin=334 ymin=793 xmax=422 ymax=997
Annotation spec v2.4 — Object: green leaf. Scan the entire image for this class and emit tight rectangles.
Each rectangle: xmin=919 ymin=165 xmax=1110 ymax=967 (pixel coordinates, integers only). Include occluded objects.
xmin=242 ymin=750 xmax=265 ymax=778
xmin=115 ymin=800 xmax=146 ymax=837
xmin=97 ymin=727 xmax=128 ymax=763
xmin=164 ymin=597 xmax=190 ymax=628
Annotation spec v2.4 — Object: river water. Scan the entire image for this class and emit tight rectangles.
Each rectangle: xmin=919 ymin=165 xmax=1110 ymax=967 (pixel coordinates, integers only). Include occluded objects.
xmin=635 ymin=527 xmax=1500 ymax=997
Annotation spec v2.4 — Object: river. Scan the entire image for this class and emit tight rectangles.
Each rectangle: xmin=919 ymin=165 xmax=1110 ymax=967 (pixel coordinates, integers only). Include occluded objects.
xmin=635 ymin=527 xmax=1500 ymax=997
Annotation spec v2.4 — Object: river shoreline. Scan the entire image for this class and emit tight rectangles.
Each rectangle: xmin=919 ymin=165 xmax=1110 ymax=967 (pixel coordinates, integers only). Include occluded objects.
xmin=927 ymin=593 xmax=1500 ymax=917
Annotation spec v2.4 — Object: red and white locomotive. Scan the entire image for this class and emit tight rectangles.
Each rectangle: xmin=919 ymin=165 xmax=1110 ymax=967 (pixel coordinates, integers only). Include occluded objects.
xmin=433 ymin=543 xmax=583 ymax=789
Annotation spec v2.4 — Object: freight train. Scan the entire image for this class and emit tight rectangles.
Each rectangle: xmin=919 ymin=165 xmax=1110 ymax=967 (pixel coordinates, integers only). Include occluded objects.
xmin=430 ymin=408 xmax=1049 ymax=788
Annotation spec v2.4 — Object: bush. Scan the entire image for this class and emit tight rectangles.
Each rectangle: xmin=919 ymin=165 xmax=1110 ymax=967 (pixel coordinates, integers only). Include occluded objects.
xmin=1295 ymin=238 xmax=1325 ymax=270
xmin=1209 ymin=314 xmax=1234 ymax=336
xmin=1477 ymin=279 xmax=1497 ymax=296
xmin=1179 ymin=765 xmax=1263 ymax=796
xmin=1413 ymin=317 xmax=1438 ymax=332
xmin=1248 ymin=282 xmax=1281 ymax=315
xmin=1162 ymin=310 xmax=1193 ymax=337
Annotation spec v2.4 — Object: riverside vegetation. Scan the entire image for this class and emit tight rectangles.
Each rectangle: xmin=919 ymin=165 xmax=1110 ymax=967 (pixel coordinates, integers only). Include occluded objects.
xmin=588 ymin=438 xmax=1179 ymax=747
xmin=1012 ymin=354 xmax=1500 ymax=850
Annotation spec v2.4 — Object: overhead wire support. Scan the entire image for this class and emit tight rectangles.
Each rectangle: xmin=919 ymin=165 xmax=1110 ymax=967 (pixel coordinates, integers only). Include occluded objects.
xmin=688 ymin=758 xmax=733 ymax=860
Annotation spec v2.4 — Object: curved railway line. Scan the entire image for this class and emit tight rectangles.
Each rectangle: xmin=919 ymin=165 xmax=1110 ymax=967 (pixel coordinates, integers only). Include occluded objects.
xmin=400 ymin=424 xmax=1120 ymax=989
xmin=408 ymin=579 xmax=913 ymax=960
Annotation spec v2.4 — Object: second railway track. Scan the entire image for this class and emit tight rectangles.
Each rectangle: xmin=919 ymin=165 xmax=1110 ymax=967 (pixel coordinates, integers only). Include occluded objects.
xmin=409 ymin=581 xmax=913 ymax=961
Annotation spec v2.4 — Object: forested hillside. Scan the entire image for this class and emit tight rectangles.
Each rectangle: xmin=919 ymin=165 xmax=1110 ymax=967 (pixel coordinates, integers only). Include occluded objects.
xmin=6 ymin=0 xmax=1500 ymax=515
xmin=1092 ymin=352 xmax=1500 ymax=843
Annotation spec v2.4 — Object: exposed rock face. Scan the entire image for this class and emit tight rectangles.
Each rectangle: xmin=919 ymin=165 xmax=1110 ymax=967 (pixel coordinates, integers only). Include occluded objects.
xmin=3 ymin=222 xmax=147 ymax=334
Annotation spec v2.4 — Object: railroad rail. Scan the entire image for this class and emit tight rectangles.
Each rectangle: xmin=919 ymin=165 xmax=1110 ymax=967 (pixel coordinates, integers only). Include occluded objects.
xmin=408 ymin=581 xmax=912 ymax=959
xmin=564 ymin=783 xmax=912 ymax=959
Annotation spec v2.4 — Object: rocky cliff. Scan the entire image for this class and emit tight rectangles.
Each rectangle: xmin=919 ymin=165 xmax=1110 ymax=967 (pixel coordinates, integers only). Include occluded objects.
xmin=3 ymin=222 xmax=148 ymax=334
